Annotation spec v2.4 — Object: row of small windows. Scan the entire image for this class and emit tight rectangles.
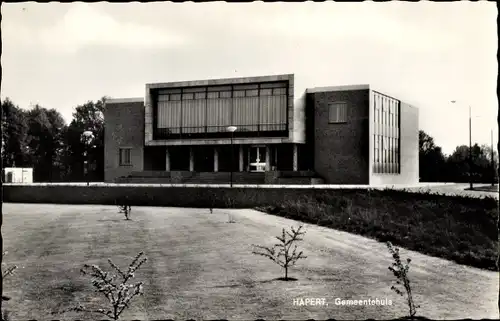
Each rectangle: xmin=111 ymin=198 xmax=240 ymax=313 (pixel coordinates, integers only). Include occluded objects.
xmin=158 ymin=88 xmax=286 ymax=102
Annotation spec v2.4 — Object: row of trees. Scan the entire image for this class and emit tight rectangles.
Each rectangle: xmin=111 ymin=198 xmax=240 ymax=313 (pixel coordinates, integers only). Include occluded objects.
xmin=1 ymin=97 xmax=106 ymax=182
xmin=419 ymin=130 xmax=498 ymax=183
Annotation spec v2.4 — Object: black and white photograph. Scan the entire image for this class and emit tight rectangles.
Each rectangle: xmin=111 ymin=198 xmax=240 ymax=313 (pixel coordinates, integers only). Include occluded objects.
xmin=1 ymin=1 xmax=498 ymax=320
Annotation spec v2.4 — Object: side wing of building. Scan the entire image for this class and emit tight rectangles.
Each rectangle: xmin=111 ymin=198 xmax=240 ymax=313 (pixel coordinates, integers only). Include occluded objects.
xmin=104 ymin=98 xmax=145 ymax=182
xmin=368 ymin=90 xmax=419 ymax=185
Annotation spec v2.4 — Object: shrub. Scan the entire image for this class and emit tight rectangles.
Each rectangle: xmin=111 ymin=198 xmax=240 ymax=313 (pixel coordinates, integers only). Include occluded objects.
xmin=223 ymin=195 xmax=236 ymax=208
xmin=1 ymin=252 xmax=17 ymax=280
xmin=2 ymin=251 xmax=18 ymax=321
xmin=252 ymin=225 xmax=307 ymax=280
xmin=77 ymin=252 xmax=147 ymax=320
xmin=116 ymin=197 xmax=132 ymax=220
xmin=117 ymin=205 xmax=132 ymax=220
xmin=387 ymin=242 xmax=420 ymax=318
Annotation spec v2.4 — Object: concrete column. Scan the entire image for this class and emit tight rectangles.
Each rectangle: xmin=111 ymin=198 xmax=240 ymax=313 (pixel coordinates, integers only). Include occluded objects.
xmin=165 ymin=147 xmax=170 ymax=171
xmin=214 ymin=148 xmax=219 ymax=172
xmin=293 ymin=144 xmax=298 ymax=171
xmin=239 ymin=145 xmax=243 ymax=172
xmin=247 ymin=147 xmax=251 ymax=171
xmin=189 ymin=147 xmax=194 ymax=172
xmin=265 ymin=145 xmax=271 ymax=171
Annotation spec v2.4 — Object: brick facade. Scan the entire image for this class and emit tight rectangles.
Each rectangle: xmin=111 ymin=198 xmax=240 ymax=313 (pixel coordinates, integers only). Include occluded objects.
xmin=104 ymin=99 xmax=145 ymax=182
xmin=306 ymin=89 xmax=370 ymax=184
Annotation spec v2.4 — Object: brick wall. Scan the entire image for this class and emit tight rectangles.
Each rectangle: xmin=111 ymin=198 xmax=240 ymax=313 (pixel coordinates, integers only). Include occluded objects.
xmin=104 ymin=100 xmax=145 ymax=182
xmin=308 ymin=89 xmax=370 ymax=184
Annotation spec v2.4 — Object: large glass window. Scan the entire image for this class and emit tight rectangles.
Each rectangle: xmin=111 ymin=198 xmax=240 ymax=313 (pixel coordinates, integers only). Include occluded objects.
xmin=154 ymin=81 xmax=288 ymax=137
xmin=373 ymin=92 xmax=400 ymax=174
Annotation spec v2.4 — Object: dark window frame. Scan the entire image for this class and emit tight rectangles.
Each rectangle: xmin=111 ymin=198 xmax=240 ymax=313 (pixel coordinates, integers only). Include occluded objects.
xmin=152 ymin=80 xmax=290 ymax=139
xmin=119 ymin=148 xmax=132 ymax=166
xmin=328 ymin=101 xmax=348 ymax=124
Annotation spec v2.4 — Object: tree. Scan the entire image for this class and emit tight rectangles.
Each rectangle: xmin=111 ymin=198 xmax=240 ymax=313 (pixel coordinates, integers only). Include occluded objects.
xmin=386 ymin=242 xmax=420 ymax=319
xmin=446 ymin=145 xmax=470 ymax=183
xmin=75 ymin=252 xmax=147 ymax=320
xmin=1 ymin=98 xmax=29 ymax=168
xmin=445 ymin=143 xmax=496 ymax=183
xmin=480 ymin=144 xmax=499 ymax=183
xmin=25 ymin=105 xmax=67 ymax=182
xmin=65 ymin=97 xmax=107 ymax=181
xmin=418 ymin=130 xmax=446 ymax=182
xmin=252 ymin=225 xmax=307 ymax=281
xmin=473 ymin=144 xmax=498 ymax=183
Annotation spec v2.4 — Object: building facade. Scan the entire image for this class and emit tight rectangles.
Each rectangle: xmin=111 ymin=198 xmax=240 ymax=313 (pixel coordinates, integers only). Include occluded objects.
xmin=104 ymin=74 xmax=418 ymax=185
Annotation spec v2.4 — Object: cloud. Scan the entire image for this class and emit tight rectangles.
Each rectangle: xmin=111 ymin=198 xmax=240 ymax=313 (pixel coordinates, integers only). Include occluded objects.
xmin=13 ymin=3 xmax=189 ymax=54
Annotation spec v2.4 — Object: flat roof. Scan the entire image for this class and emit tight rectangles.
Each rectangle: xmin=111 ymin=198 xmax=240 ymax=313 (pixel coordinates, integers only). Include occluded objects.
xmin=146 ymin=74 xmax=294 ymax=89
xmin=306 ymin=84 xmax=370 ymax=93
xmin=105 ymin=98 xmax=144 ymax=104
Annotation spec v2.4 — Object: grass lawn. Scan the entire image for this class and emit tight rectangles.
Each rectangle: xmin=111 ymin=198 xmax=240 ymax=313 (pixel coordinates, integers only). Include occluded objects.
xmin=257 ymin=190 xmax=499 ymax=271
xmin=2 ymin=203 xmax=498 ymax=320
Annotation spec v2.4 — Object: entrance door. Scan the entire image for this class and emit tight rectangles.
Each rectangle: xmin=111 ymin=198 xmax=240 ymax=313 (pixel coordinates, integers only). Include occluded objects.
xmin=249 ymin=146 xmax=266 ymax=172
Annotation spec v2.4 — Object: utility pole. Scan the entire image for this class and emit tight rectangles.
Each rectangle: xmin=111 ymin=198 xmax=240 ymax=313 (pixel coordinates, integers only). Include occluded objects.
xmin=492 ymin=129 xmax=495 ymax=187
xmin=469 ymin=106 xmax=473 ymax=190
xmin=451 ymin=100 xmax=473 ymax=189
xmin=230 ymin=131 xmax=234 ymax=187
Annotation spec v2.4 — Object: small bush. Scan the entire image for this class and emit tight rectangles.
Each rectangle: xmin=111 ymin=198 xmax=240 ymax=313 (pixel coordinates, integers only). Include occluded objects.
xmin=209 ymin=192 xmax=218 ymax=212
xmin=2 ymin=251 xmax=18 ymax=321
xmin=252 ymin=225 xmax=307 ymax=280
xmin=118 ymin=205 xmax=132 ymax=220
xmin=77 ymin=252 xmax=147 ymax=320
xmin=387 ymin=242 xmax=420 ymax=318
xmin=223 ymin=195 xmax=236 ymax=209
xmin=116 ymin=197 xmax=132 ymax=220
xmin=1 ymin=252 xmax=17 ymax=280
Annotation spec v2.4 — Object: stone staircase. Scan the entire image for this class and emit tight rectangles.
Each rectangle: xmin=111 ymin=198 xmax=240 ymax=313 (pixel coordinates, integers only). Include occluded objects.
xmin=182 ymin=172 xmax=265 ymax=184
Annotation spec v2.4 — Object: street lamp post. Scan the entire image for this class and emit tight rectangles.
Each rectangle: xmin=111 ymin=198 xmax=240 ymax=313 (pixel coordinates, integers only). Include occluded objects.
xmin=227 ymin=126 xmax=237 ymax=187
xmin=451 ymin=101 xmax=473 ymax=190
xmin=81 ymin=130 xmax=94 ymax=186
xmin=469 ymin=106 xmax=473 ymax=190
xmin=491 ymin=129 xmax=495 ymax=187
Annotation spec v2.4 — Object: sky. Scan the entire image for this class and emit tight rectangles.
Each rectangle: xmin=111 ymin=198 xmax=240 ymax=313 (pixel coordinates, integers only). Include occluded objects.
xmin=1 ymin=1 xmax=497 ymax=155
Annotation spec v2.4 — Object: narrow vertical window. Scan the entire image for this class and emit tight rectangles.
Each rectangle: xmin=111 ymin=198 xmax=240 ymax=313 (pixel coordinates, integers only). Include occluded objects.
xmin=119 ymin=148 xmax=132 ymax=166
